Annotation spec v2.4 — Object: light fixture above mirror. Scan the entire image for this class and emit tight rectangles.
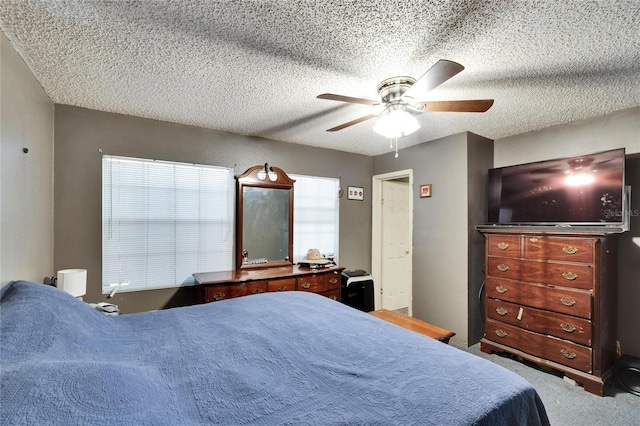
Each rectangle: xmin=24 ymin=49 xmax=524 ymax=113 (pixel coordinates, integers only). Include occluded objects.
xmin=256 ymin=162 xmax=279 ymax=181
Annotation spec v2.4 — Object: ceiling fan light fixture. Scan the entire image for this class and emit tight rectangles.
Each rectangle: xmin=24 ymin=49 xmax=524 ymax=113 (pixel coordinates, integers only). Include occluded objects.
xmin=564 ymin=172 xmax=595 ymax=186
xmin=373 ymin=107 xmax=421 ymax=139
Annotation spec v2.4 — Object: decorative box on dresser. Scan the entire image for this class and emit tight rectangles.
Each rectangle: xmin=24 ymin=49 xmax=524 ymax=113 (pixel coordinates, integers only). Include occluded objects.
xmin=479 ymin=230 xmax=617 ymax=396
xmin=193 ymin=265 xmax=344 ymax=304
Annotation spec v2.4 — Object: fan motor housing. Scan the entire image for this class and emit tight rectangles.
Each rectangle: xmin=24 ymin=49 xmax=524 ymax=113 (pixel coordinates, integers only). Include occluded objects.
xmin=377 ymin=76 xmax=416 ymax=102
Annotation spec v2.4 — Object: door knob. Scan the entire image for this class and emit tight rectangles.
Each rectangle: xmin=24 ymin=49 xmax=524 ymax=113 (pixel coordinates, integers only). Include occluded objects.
xmin=405 ymin=249 xmax=410 ymax=254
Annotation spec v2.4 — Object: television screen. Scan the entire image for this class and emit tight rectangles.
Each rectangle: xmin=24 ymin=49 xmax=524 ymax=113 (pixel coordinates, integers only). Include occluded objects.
xmin=488 ymin=149 xmax=625 ymax=225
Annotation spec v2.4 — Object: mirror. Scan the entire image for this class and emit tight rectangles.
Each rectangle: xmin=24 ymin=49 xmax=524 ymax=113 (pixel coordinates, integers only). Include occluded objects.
xmin=236 ymin=164 xmax=295 ymax=269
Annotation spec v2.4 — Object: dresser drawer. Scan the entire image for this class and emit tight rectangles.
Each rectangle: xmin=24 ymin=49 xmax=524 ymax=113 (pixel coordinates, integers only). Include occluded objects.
xmin=525 ymin=260 xmax=594 ymax=290
xmin=297 ymin=270 xmax=341 ymax=293
xmin=487 ymin=257 xmax=524 ymax=280
xmin=485 ymin=319 xmax=592 ymax=372
xmin=205 ymin=281 xmax=268 ymax=302
xmin=267 ymin=278 xmax=296 ymax=292
xmin=523 ymin=236 xmax=594 ymax=263
xmin=487 ymin=235 xmax=521 ymax=258
xmin=326 ymin=270 xmax=341 ymax=290
xmin=486 ymin=278 xmax=592 ymax=319
xmin=486 ymin=299 xmax=592 ymax=346
xmin=322 ymin=288 xmax=341 ymax=301
xmin=297 ymin=274 xmax=328 ymax=293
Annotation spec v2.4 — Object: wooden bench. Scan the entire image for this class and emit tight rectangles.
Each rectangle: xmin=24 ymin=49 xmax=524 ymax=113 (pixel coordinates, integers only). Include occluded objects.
xmin=369 ymin=309 xmax=455 ymax=344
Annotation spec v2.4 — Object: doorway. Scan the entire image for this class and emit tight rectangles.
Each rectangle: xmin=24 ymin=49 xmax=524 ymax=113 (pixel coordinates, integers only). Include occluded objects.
xmin=372 ymin=169 xmax=413 ymax=315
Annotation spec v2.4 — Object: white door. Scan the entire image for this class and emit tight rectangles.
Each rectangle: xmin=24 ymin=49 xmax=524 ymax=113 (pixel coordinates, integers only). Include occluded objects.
xmin=381 ymin=180 xmax=411 ymax=311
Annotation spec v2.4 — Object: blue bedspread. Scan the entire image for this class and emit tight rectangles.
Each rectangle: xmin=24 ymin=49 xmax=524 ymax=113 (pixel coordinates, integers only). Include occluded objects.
xmin=1 ymin=281 xmax=549 ymax=425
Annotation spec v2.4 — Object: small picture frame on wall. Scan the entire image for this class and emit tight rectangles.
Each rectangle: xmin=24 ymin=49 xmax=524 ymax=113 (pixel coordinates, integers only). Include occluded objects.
xmin=347 ymin=186 xmax=364 ymax=201
xmin=420 ymin=184 xmax=432 ymax=198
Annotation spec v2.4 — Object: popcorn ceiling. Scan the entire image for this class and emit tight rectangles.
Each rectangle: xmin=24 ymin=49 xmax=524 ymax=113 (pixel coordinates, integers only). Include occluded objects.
xmin=0 ymin=0 xmax=638 ymax=156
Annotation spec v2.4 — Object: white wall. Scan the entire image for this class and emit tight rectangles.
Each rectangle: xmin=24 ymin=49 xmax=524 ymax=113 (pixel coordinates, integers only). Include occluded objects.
xmin=0 ymin=31 xmax=55 ymax=285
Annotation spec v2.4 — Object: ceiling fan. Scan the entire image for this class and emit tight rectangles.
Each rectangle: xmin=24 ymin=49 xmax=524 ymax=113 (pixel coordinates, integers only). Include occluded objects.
xmin=317 ymin=59 xmax=494 ymax=138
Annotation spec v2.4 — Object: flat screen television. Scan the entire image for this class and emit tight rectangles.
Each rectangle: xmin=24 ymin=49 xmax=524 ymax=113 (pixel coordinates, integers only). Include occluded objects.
xmin=487 ymin=148 xmax=628 ymax=230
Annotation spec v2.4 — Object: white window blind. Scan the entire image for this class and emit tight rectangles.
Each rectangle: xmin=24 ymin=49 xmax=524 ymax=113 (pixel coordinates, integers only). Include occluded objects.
xmin=102 ymin=156 xmax=233 ymax=293
xmin=291 ymin=174 xmax=340 ymax=263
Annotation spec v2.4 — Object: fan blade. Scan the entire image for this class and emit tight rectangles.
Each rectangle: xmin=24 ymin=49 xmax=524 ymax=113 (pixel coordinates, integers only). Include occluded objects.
xmin=317 ymin=93 xmax=380 ymax=106
xmin=326 ymin=114 xmax=377 ymax=132
xmin=401 ymin=60 xmax=465 ymax=100
xmin=418 ymin=99 xmax=494 ymax=113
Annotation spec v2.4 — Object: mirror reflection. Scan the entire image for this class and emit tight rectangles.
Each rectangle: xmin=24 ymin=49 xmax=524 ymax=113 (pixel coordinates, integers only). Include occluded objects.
xmin=242 ymin=187 xmax=290 ymax=264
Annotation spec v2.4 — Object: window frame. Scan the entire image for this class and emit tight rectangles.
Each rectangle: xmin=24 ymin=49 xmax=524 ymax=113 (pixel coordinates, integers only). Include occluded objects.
xmin=290 ymin=173 xmax=340 ymax=264
xmin=101 ymin=155 xmax=234 ymax=294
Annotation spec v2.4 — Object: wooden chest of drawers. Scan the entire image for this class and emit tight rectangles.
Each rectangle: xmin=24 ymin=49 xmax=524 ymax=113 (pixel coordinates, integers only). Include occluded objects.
xmin=193 ymin=265 xmax=343 ymax=303
xmin=479 ymin=231 xmax=617 ymax=396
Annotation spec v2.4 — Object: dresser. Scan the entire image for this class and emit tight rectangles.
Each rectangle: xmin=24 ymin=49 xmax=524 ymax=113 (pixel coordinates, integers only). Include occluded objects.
xmin=193 ymin=265 xmax=344 ymax=304
xmin=479 ymin=230 xmax=617 ymax=396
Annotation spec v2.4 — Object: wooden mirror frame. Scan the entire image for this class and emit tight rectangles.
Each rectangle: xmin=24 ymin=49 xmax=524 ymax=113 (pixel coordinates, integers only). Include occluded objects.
xmin=236 ymin=164 xmax=295 ymax=269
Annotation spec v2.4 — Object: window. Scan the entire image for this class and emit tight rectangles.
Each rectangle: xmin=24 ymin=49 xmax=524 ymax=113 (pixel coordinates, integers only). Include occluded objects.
xmin=291 ymin=174 xmax=340 ymax=263
xmin=102 ymin=156 xmax=233 ymax=294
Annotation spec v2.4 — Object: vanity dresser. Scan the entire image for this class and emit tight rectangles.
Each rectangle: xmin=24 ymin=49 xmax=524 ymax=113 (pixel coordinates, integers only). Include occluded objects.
xmin=478 ymin=229 xmax=617 ymax=396
xmin=193 ymin=265 xmax=343 ymax=303
xmin=194 ymin=164 xmax=343 ymax=304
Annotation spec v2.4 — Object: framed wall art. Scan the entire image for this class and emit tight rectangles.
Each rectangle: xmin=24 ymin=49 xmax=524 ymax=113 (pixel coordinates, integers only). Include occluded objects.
xmin=348 ymin=186 xmax=364 ymax=201
xmin=420 ymin=184 xmax=432 ymax=198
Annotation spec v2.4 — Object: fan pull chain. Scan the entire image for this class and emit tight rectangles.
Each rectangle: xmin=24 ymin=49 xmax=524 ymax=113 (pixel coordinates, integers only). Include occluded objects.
xmin=388 ymin=138 xmax=400 ymax=158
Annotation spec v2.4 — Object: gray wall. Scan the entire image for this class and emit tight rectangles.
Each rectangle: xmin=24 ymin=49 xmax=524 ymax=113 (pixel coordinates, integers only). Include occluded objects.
xmin=373 ymin=132 xmax=493 ymax=346
xmin=494 ymin=106 xmax=640 ymax=358
xmin=0 ymin=32 xmax=54 ymax=286
xmin=466 ymin=133 xmax=494 ymax=344
xmin=54 ymin=105 xmax=373 ymax=313
xmin=373 ymin=108 xmax=640 ymax=353
xmin=3 ymin=24 xmax=637 ymax=356
xmin=619 ymin=154 xmax=640 ymax=358
xmin=494 ymin=107 xmax=640 ymax=166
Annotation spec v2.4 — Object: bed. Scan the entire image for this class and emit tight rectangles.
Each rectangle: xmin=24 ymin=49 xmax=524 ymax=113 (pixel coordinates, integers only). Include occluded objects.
xmin=1 ymin=280 xmax=549 ymax=425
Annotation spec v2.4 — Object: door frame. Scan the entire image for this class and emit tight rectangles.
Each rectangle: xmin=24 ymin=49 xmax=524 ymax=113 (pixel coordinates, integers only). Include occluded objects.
xmin=371 ymin=169 xmax=414 ymax=315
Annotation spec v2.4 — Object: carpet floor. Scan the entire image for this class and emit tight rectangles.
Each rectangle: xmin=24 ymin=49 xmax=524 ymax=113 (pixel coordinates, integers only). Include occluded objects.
xmin=457 ymin=343 xmax=640 ymax=425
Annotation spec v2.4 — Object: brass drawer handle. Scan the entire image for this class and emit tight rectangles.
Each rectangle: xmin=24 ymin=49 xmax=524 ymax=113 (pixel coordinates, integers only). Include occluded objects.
xmin=561 ymin=348 xmax=577 ymax=359
xmin=495 ymin=329 xmax=507 ymax=338
xmin=277 ymin=285 xmax=287 ymax=292
xmin=213 ymin=292 xmax=226 ymax=301
xmin=496 ymin=307 xmax=508 ymax=316
xmin=252 ymin=288 xmax=264 ymax=294
xmin=560 ymin=297 xmax=576 ymax=307
xmin=497 ymin=242 xmax=510 ymax=250
xmin=562 ymin=271 xmax=578 ymax=281
xmin=529 ymin=237 xmax=538 ymax=242
xmin=496 ymin=285 xmax=508 ymax=294
xmin=301 ymin=282 xmax=311 ymax=289
xmin=329 ymin=278 xmax=338 ymax=285
xmin=562 ymin=245 xmax=579 ymax=255
xmin=560 ymin=323 xmax=577 ymax=333
xmin=497 ymin=264 xmax=509 ymax=272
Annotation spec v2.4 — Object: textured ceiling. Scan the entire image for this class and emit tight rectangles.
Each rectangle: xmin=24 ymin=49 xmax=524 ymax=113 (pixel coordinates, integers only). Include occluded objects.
xmin=1 ymin=1 xmax=639 ymax=156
